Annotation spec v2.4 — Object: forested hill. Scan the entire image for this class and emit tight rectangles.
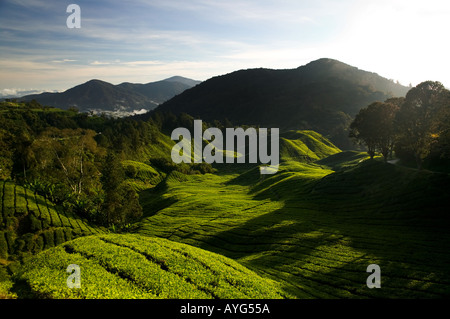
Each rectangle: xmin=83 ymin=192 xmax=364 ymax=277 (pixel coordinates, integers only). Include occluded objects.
xmin=154 ymin=58 xmax=409 ymax=149
xmin=18 ymin=76 xmax=200 ymax=116
xmin=21 ymin=79 xmax=157 ymax=114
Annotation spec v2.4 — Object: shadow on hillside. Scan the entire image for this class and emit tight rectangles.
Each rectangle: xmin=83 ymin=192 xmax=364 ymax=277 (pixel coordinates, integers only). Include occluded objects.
xmin=139 ymin=182 xmax=178 ymax=219
xmin=198 ymin=161 xmax=450 ymax=298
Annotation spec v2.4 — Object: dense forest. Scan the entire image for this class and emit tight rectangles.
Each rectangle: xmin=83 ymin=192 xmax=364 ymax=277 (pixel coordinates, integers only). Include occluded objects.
xmin=349 ymin=81 xmax=450 ymax=170
xmin=0 ymin=100 xmax=215 ymax=230
xmin=153 ymin=58 xmax=410 ymax=149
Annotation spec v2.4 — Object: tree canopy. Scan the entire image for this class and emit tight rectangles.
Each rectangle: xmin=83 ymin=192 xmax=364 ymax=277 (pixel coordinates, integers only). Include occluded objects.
xmin=349 ymin=101 xmax=399 ymax=161
xmin=350 ymin=81 xmax=450 ymax=170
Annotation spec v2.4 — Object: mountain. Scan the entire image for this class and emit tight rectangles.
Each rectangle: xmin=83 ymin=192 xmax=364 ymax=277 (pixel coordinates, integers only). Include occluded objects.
xmin=117 ymin=76 xmax=201 ymax=105
xmin=20 ymin=79 xmax=156 ymax=114
xmin=163 ymin=76 xmax=202 ymax=87
xmin=154 ymin=58 xmax=409 ymax=149
xmin=19 ymin=77 xmax=200 ymax=116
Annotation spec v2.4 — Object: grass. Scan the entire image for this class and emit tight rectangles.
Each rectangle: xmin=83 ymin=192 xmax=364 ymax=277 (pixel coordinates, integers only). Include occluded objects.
xmin=122 ymin=160 xmax=164 ymax=191
xmin=279 ymin=130 xmax=341 ymax=161
xmin=315 ymin=150 xmax=371 ymax=171
xmin=12 ymin=233 xmax=289 ymax=299
xmin=3 ymin=130 xmax=450 ymax=299
xmin=0 ymin=180 xmax=103 ymax=259
xmin=136 ymin=154 xmax=450 ymax=298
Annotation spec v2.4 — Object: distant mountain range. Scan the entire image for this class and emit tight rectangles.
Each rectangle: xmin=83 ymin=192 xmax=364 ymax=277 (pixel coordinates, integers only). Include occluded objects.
xmin=153 ymin=58 xmax=410 ymax=149
xmin=15 ymin=58 xmax=411 ymax=149
xmin=18 ymin=76 xmax=201 ymax=116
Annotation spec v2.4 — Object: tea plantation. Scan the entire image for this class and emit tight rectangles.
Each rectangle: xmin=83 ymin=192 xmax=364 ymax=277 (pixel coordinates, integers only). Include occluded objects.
xmin=12 ymin=234 xmax=289 ymax=299
xmin=136 ymin=154 xmax=450 ymax=298
xmin=1 ymin=130 xmax=450 ymax=299
xmin=0 ymin=181 xmax=102 ymax=260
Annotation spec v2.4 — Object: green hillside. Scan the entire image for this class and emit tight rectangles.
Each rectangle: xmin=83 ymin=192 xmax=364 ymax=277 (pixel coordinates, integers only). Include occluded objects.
xmin=136 ymin=155 xmax=450 ymax=298
xmin=0 ymin=181 xmax=102 ymax=260
xmin=12 ymin=233 xmax=289 ymax=299
xmin=280 ymin=130 xmax=341 ymax=162
xmin=1 ymin=104 xmax=449 ymax=300
xmin=122 ymin=160 xmax=164 ymax=191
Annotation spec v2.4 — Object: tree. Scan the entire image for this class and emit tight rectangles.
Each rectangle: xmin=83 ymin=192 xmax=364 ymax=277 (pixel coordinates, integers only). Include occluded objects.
xmin=30 ymin=128 xmax=104 ymax=197
xmin=0 ymin=129 xmax=14 ymax=179
xmin=349 ymin=101 xmax=399 ymax=161
xmin=422 ymin=88 xmax=450 ymax=168
xmin=100 ymin=151 xmax=142 ymax=227
xmin=394 ymin=81 xmax=446 ymax=169
xmin=100 ymin=152 xmax=124 ymax=226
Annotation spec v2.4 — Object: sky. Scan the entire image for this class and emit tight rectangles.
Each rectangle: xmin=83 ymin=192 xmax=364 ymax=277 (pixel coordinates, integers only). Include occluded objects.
xmin=1 ymin=0 xmax=450 ymax=97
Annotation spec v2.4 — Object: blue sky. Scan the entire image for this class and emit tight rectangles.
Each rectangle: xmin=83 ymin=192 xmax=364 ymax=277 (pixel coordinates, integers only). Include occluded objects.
xmin=1 ymin=0 xmax=450 ymax=96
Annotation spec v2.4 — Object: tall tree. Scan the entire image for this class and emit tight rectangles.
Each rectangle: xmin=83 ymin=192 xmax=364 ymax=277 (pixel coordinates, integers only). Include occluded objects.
xmin=100 ymin=151 xmax=142 ymax=227
xmin=0 ymin=129 xmax=13 ymax=179
xmin=30 ymin=128 xmax=104 ymax=196
xmin=349 ymin=101 xmax=399 ymax=161
xmin=394 ymin=81 xmax=446 ymax=169
xmin=424 ymin=88 xmax=450 ymax=167
xmin=374 ymin=102 xmax=400 ymax=161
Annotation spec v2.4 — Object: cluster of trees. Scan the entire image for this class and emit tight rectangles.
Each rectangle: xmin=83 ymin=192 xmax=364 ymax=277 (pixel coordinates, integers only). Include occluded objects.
xmin=350 ymin=81 xmax=450 ymax=170
xmin=0 ymin=100 xmax=220 ymax=229
xmin=0 ymin=101 xmax=166 ymax=229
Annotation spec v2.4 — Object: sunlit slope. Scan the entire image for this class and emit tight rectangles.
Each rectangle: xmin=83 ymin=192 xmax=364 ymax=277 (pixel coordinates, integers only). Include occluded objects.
xmin=122 ymin=160 xmax=164 ymax=191
xmin=0 ymin=181 xmax=103 ymax=259
xmin=14 ymin=233 xmax=289 ymax=299
xmin=315 ymin=150 xmax=371 ymax=171
xmin=137 ymin=155 xmax=450 ymax=298
xmin=279 ymin=130 xmax=340 ymax=162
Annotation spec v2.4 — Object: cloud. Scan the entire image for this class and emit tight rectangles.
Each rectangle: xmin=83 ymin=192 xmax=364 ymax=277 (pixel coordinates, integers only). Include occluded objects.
xmin=0 ymin=88 xmax=57 ymax=98
xmin=0 ymin=57 xmax=219 ymax=91
xmin=121 ymin=61 xmax=163 ymax=66
xmin=90 ymin=61 xmax=112 ymax=65
xmin=52 ymin=59 xmax=77 ymax=63
xmin=3 ymin=0 xmax=56 ymax=10
xmin=1 ymin=0 xmax=450 ymax=91
xmin=89 ymin=60 xmax=163 ymax=67
xmin=149 ymin=0 xmax=315 ymax=24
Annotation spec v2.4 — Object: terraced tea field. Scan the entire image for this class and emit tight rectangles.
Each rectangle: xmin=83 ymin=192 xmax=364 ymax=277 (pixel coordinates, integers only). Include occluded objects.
xmin=2 ymin=129 xmax=450 ymax=299
xmin=13 ymin=233 xmax=289 ymax=299
xmin=137 ymin=155 xmax=450 ymax=298
xmin=0 ymin=181 xmax=102 ymax=259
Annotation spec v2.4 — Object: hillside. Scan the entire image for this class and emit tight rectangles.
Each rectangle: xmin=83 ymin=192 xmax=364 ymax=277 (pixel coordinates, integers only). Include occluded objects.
xmin=1 ymin=102 xmax=449 ymax=299
xmin=1 ymin=115 xmax=449 ymax=299
xmin=20 ymin=79 xmax=155 ymax=115
xmin=19 ymin=76 xmax=200 ymax=116
xmin=279 ymin=130 xmax=341 ymax=162
xmin=154 ymin=58 xmax=409 ymax=149
xmin=117 ymin=76 xmax=201 ymax=104
xmin=12 ymin=233 xmax=289 ymax=299
xmin=136 ymin=154 xmax=450 ymax=298
xmin=0 ymin=181 xmax=103 ymax=261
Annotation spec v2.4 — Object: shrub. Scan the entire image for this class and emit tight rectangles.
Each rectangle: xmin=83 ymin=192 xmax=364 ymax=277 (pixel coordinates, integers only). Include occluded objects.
xmin=0 ymin=232 xmax=8 ymax=259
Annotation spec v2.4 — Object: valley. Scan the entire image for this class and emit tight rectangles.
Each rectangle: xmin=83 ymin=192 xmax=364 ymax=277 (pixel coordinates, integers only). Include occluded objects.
xmin=135 ymin=152 xmax=450 ymax=298
xmin=1 ymin=59 xmax=449 ymax=300
xmin=2 ymin=123 xmax=449 ymax=299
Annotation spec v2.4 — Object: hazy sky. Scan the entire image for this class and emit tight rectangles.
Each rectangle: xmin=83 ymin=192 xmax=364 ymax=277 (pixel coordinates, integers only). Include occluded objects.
xmin=1 ymin=0 xmax=450 ymax=96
